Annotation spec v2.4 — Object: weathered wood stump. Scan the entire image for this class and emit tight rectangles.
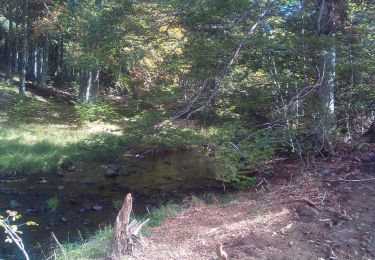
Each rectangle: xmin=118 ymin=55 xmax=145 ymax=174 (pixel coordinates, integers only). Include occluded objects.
xmin=107 ymin=193 xmax=149 ymax=260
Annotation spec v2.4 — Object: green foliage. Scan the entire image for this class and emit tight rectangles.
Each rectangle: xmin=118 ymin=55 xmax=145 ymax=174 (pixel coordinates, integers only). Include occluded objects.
xmin=53 ymin=227 xmax=112 ymax=260
xmin=46 ymin=196 xmax=60 ymax=212
xmin=146 ymin=204 xmax=178 ymax=227
xmin=74 ymin=100 xmax=119 ymax=122
xmin=111 ymin=199 xmax=123 ymax=210
xmin=207 ymin=121 xmax=274 ymax=189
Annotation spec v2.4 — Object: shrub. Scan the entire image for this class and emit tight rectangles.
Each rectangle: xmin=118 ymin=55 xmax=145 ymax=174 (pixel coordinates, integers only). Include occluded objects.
xmin=74 ymin=100 xmax=119 ymax=122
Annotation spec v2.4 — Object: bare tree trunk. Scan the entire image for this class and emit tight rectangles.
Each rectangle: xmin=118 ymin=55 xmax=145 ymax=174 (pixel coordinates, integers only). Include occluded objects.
xmin=37 ymin=35 xmax=50 ymax=88
xmin=33 ymin=44 xmax=38 ymax=82
xmin=91 ymin=69 xmax=100 ymax=98
xmin=6 ymin=5 xmax=13 ymax=81
xmin=19 ymin=0 xmax=28 ymax=96
xmin=85 ymin=70 xmax=93 ymax=101
xmin=14 ymin=7 xmax=19 ymax=73
xmin=370 ymin=117 xmax=375 ymax=143
xmin=316 ymin=0 xmax=336 ymax=153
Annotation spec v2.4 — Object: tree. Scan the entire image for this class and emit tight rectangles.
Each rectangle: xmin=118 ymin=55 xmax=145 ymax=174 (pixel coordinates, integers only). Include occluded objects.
xmin=18 ymin=0 xmax=27 ymax=96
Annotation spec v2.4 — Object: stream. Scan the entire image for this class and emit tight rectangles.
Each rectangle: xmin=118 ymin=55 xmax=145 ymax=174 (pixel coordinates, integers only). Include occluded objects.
xmin=0 ymin=152 xmax=222 ymax=259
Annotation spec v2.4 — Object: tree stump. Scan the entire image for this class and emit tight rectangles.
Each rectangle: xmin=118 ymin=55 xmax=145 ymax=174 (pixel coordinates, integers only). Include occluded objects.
xmin=107 ymin=193 xmax=149 ymax=260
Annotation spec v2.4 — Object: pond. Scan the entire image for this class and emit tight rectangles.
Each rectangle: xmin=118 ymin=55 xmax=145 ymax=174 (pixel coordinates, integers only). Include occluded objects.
xmin=0 ymin=152 xmax=222 ymax=259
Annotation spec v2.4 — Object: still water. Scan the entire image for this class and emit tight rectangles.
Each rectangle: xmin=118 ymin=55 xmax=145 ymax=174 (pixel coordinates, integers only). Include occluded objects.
xmin=0 ymin=152 xmax=221 ymax=259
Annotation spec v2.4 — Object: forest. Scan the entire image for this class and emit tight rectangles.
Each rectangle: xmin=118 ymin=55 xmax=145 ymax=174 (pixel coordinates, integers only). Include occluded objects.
xmin=0 ymin=0 xmax=374 ymax=259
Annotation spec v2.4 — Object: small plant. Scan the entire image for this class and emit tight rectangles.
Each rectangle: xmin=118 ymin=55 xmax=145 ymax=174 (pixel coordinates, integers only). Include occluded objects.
xmin=112 ymin=199 xmax=123 ymax=210
xmin=46 ymin=196 xmax=60 ymax=212
xmin=0 ymin=210 xmax=38 ymax=260
xmin=74 ymin=99 xmax=119 ymax=122
xmin=146 ymin=204 xmax=178 ymax=227
xmin=220 ymin=193 xmax=237 ymax=204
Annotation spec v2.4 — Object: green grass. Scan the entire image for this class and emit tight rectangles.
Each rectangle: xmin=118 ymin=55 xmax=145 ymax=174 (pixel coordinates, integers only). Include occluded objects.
xmin=46 ymin=196 xmax=60 ymax=212
xmin=146 ymin=204 xmax=179 ymax=227
xmin=52 ymin=204 xmax=179 ymax=259
xmin=0 ymin=124 xmax=125 ymax=174
xmin=0 ymin=82 xmax=207 ymax=175
xmin=52 ymin=226 xmax=112 ymax=260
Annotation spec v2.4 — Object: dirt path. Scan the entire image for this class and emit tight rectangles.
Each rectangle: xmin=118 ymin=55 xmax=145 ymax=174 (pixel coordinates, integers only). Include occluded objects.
xmin=134 ymin=144 xmax=375 ymax=259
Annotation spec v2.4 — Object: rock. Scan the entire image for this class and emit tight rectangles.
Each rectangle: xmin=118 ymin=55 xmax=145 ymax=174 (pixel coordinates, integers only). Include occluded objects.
xmin=79 ymin=207 xmax=87 ymax=213
xmin=0 ymin=188 xmax=18 ymax=195
xmin=38 ymin=178 xmax=48 ymax=184
xmin=57 ymin=169 xmax=64 ymax=177
xmin=25 ymin=208 xmax=43 ymax=214
xmin=58 ymin=185 xmax=64 ymax=191
xmin=104 ymin=169 xmax=119 ymax=178
xmin=92 ymin=205 xmax=103 ymax=211
xmin=229 ymin=200 xmax=240 ymax=205
xmin=356 ymin=223 xmax=367 ymax=231
xmin=296 ymin=205 xmax=317 ymax=222
xmin=82 ymin=219 xmax=91 ymax=225
xmin=69 ymin=197 xmax=79 ymax=204
xmin=320 ymin=168 xmax=332 ymax=177
xmin=288 ymin=241 xmax=294 ymax=247
xmin=164 ymin=161 xmax=172 ymax=165
xmin=9 ymin=200 xmax=20 ymax=209
xmin=348 ymin=238 xmax=360 ymax=247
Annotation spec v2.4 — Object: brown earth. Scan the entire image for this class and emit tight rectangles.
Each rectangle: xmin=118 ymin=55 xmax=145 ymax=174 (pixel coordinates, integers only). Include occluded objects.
xmin=133 ymin=143 xmax=375 ymax=260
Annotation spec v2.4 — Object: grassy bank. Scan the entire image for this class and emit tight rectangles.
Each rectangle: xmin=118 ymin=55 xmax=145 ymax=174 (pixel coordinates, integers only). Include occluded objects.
xmin=52 ymin=203 xmax=180 ymax=260
xmin=0 ymin=82 xmax=206 ymax=175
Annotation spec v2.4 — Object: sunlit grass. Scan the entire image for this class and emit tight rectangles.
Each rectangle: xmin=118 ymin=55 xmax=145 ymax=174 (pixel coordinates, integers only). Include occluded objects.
xmin=0 ymin=82 xmax=125 ymax=174
xmin=52 ymin=227 xmax=112 ymax=260
xmin=0 ymin=82 xmax=207 ymax=175
xmin=0 ymin=124 xmax=125 ymax=174
xmin=53 ymin=204 xmax=179 ymax=259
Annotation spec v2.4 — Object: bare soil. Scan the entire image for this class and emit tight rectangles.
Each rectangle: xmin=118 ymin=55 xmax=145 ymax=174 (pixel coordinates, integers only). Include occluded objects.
xmin=134 ymin=143 xmax=375 ymax=260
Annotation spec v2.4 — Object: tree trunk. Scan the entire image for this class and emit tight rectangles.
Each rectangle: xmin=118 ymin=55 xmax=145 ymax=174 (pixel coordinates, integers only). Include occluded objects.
xmin=37 ymin=45 xmax=42 ymax=80
xmin=79 ymin=70 xmax=97 ymax=101
xmin=60 ymin=34 xmax=64 ymax=73
xmin=319 ymin=47 xmax=336 ymax=129
xmin=19 ymin=0 xmax=28 ymax=96
xmin=316 ymin=0 xmax=336 ymax=152
xmin=14 ymin=7 xmax=19 ymax=73
xmin=106 ymin=193 xmax=149 ymax=259
xmin=6 ymin=5 xmax=13 ymax=81
xmin=33 ymin=44 xmax=38 ymax=82
xmin=37 ymin=35 xmax=50 ymax=88
xmin=370 ymin=117 xmax=375 ymax=143
xmin=91 ymin=69 xmax=100 ymax=98
xmin=107 ymin=194 xmax=133 ymax=259
xmin=79 ymin=70 xmax=91 ymax=101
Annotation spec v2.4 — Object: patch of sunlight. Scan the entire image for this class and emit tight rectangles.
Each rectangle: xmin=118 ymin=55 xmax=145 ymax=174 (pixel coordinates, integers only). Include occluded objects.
xmin=49 ymin=124 xmax=77 ymax=129
xmin=206 ymin=208 xmax=290 ymax=236
xmin=84 ymin=122 xmax=122 ymax=135
xmin=33 ymin=95 xmax=49 ymax=103
xmin=0 ymin=124 xmax=91 ymax=146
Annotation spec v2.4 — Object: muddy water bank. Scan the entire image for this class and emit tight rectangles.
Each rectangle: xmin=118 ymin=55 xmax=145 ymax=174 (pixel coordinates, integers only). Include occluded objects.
xmin=0 ymin=152 xmax=223 ymax=259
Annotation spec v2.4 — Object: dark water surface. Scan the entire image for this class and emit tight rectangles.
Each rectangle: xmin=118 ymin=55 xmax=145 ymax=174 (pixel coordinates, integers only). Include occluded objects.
xmin=0 ymin=152 xmax=221 ymax=259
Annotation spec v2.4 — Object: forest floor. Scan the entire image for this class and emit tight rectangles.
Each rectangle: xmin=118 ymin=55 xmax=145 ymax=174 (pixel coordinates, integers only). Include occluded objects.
xmin=130 ymin=142 xmax=375 ymax=260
